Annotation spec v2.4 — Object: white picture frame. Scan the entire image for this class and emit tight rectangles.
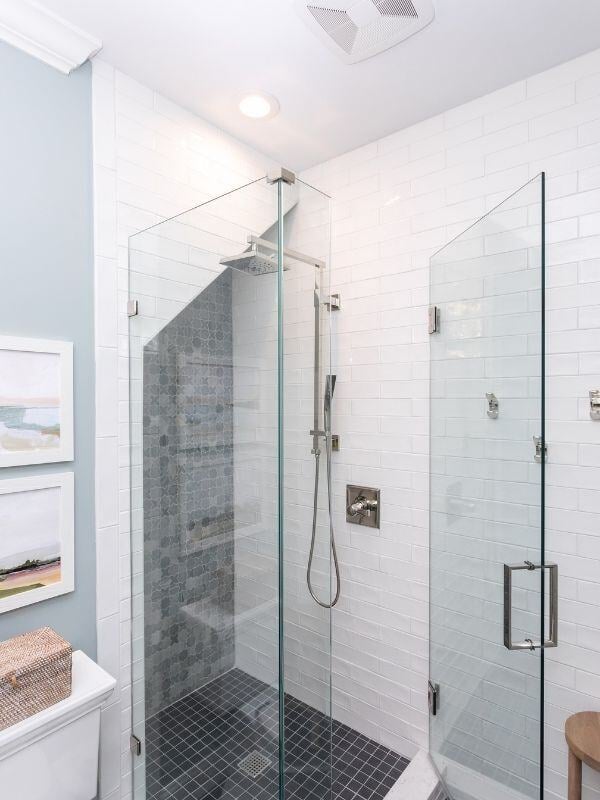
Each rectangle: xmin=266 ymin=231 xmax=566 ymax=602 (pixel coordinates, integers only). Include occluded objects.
xmin=0 ymin=472 xmax=74 ymax=614
xmin=0 ymin=336 xmax=73 ymax=468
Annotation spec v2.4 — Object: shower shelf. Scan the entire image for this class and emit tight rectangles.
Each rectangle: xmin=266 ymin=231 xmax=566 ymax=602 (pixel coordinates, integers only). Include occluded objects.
xmin=180 ymin=596 xmax=277 ymax=635
xmin=185 ymin=521 xmax=278 ymax=553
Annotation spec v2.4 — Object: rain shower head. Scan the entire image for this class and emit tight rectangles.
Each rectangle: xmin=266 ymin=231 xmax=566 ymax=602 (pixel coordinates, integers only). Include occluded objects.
xmin=220 ymin=235 xmax=325 ymax=275
xmin=220 ymin=246 xmax=279 ymax=275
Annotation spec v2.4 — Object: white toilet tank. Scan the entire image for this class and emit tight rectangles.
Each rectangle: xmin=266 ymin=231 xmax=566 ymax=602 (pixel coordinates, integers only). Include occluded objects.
xmin=0 ymin=649 xmax=116 ymax=800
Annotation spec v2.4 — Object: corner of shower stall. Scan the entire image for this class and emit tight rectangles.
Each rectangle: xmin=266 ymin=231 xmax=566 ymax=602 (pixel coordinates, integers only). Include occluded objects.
xmin=127 ymin=172 xmax=336 ymax=800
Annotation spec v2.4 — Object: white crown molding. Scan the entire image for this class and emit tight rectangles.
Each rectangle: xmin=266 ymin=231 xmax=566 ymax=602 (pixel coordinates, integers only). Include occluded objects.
xmin=0 ymin=0 xmax=102 ymax=74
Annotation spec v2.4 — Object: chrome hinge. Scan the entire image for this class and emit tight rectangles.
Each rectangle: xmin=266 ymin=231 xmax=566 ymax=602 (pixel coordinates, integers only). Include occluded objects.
xmin=533 ymin=435 xmax=547 ymax=463
xmin=590 ymin=390 xmax=600 ymax=420
xmin=428 ymin=305 xmax=440 ymax=334
xmin=324 ymin=293 xmax=341 ymax=311
xmin=428 ymin=681 xmax=440 ymax=716
xmin=127 ymin=299 xmax=139 ymax=318
xmin=130 ymin=735 xmax=142 ymax=757
xmin=267 ymin=166 xmax=296 ymax=185
xmin=486 ymin=392 xmax=499 ymax=419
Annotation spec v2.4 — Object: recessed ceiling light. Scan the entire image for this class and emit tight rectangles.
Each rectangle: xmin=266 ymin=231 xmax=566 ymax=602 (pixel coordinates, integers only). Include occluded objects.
xmin=239 ymin=92 xmax=280 ymax=120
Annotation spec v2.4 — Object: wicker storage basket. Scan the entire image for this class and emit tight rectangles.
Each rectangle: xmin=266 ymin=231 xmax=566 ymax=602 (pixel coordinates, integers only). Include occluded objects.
xmin=0 ymin=627 xmax=72 ymax=731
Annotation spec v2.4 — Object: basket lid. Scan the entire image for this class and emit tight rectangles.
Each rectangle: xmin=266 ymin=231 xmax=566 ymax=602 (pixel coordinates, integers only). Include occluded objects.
xmin=0 ymin=627 xmax=71 ymax=679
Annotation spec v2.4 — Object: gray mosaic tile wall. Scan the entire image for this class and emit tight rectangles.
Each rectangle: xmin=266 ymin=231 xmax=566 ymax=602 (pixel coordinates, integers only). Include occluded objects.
xmin=143 ymin=269 xmax=235 ymax=717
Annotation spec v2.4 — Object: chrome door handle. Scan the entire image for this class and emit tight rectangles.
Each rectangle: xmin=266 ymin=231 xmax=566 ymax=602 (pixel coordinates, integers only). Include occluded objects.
xmin=503 ymin=562 xmax=558 ymax=650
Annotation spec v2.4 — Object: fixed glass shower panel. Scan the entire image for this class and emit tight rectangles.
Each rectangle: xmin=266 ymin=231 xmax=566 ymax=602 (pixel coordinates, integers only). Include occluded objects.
xmin=128 ymin=174 xmax=332 ymax=800
xmin=429 ymin=175 xmax=547 ymax=800
xmin=280 ymin=178 xmax=334 ymax=800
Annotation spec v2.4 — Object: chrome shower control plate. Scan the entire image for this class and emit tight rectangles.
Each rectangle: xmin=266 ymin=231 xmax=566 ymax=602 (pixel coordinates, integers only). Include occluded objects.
xmin=346 ymin=485 xmax=380 ymax=528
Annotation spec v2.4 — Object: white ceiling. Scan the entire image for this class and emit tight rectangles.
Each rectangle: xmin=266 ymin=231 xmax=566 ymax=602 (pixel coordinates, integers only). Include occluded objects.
xmin=39 ymin=0 xmax=600 ymax=169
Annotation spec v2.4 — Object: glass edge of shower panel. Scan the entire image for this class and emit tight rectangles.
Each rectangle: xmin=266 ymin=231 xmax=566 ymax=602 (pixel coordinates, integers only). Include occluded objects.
xmin=539 ymin=170 xmax=546 ymax=800
xmin=127 ymin=237 xmax=146 ymax=799
xmin=295 ymin=176 xmax=333 ymax=199
xmin=428 ymin=172 xmax=546 ymax=262
xmin=127 ymin=175 xmax=269 ymax=241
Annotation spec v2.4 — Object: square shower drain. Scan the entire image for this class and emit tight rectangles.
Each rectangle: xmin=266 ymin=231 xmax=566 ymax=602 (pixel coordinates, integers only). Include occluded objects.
xmin=238 ymin=750 xmax=272 ymax=779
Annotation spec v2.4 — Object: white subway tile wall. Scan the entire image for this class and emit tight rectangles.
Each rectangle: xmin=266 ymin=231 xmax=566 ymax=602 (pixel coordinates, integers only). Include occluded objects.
xmin=93 ymin=47 xmax=600 ymax=800
xmin=299 ymin=47 xmax=600 ymax=800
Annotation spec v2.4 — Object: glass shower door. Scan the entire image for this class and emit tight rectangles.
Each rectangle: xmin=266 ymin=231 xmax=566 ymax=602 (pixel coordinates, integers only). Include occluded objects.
xmin=127 ymin=173 xmax=332 ymax=800
xmin=429 ymin=174 xmax=549 ymax=800
xmin=128 ymin=177 xmax=283 ymax=800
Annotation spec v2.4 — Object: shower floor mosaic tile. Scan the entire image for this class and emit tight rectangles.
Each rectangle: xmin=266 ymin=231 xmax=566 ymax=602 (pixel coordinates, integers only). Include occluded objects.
xmin=144 ymin=668 xmax=408 ymax=800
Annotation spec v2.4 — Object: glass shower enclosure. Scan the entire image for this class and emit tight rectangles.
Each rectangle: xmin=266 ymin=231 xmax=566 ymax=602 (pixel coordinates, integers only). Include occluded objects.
xmin=128 ymin=172 xmax=334 ymax=800
xmin=429 ymin=174 xmax=553 ymax=800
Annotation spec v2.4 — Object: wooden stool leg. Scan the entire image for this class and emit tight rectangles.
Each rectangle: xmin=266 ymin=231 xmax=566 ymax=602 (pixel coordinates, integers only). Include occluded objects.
xmin=568 ymin=748 xmax=582 ymax=800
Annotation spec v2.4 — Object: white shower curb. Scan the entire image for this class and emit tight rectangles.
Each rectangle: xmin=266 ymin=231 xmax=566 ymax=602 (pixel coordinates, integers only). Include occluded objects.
xmin=387 ymin=751 xmax=537 ymax=800
xmin=384 ymin=750 xmax=445 ymax=800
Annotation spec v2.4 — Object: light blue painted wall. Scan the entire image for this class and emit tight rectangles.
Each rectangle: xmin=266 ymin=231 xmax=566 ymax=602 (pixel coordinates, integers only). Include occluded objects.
xmin=0 ymin=43 xmax=96 ymax=657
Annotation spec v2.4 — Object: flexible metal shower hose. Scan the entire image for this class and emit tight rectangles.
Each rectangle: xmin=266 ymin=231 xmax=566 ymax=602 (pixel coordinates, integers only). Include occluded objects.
xmin=306 ymin=435 xmax=341 ymax=608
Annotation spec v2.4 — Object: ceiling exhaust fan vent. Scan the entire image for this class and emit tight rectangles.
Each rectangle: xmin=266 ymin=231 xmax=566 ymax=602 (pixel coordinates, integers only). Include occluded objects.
xmin=297 ymin=0 xmax=434 ymax=64
xmin=307 ymin=6 xmax=358 ymax=53
xmin=375 ymin=0 xmax=418 ymax=16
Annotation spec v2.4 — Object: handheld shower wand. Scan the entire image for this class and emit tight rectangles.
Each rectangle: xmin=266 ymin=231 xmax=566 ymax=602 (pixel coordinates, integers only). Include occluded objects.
xmin=324 ymin=374 xmax=336 ymax=433
xmin=307 ymin=373 xmax=341 ymax=609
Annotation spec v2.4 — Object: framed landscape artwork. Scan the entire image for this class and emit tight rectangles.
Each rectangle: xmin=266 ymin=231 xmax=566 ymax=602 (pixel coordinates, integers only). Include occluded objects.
xmin=0 ymin=473 xmax=74 ymax=613
xmin=0 ymin=336 xmax=73 ymax=468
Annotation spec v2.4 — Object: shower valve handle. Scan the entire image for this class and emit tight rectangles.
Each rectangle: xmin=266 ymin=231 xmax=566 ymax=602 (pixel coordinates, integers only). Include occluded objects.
xmin=348 ymin=495 xmax=378 ymax=518
xmin=345 ymin=485 xmax=380 ymax=528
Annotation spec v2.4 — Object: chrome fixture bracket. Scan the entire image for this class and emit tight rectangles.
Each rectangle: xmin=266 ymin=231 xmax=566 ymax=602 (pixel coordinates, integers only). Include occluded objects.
xmin=127 ymin=299 xmax=139 ymax=318
xmin=428 ymin=305 xmax=440 ymax=334
xmin=486 ymin=392 xmax=499 ymax=419
xmin=533 ymin=435 xmax=547 ymax=463
xmin=267 ymin=166 xmax=296 ymax=185
xmin=309 ymin=430 xmax=338 ymax=452
xmin=323 ymin=293 xmax=341 ymax=311
xmin=590 ymin=390 xmax=600 ymax=420
xmin=503 ymin=561 xmax=558 ymax=650
xmin=346 ymin=485 xmax=380 ymax=528
xmin=130 ymin=734 xmax=142 ymax=756
xmin=428 ymin=681 xmax=440 ymax=716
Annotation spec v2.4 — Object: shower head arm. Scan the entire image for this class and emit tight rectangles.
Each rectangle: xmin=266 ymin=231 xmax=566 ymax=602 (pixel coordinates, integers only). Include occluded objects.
xmin=248 ymin=235 xmax=325 ymax=269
